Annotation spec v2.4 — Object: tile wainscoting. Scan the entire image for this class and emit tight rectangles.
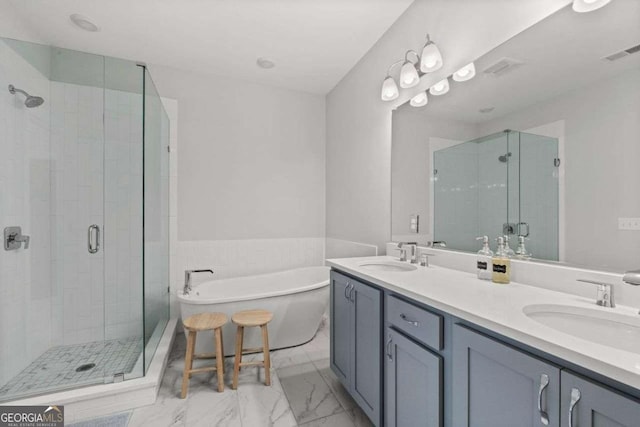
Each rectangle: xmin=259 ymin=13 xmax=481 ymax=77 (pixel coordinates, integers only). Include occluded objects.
xmin=169 ymin=238 xmax=326 ymax=317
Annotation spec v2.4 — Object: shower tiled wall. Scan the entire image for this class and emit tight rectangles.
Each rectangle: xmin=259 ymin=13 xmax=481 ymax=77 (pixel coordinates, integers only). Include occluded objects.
xmin=50 ymin=82 xmax=104 ymax=346
xmin=0 ymin=40 xmax=53 ymax=388
xmin=170 ymin=238 xmax=325 ymax=315
xmin=103 ymin=88 xmax=144 ymax=341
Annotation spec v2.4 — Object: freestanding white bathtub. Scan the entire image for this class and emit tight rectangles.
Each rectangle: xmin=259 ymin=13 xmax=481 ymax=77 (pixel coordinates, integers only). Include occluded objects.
xmin=178 ymin=266 xmax=329 ymax=356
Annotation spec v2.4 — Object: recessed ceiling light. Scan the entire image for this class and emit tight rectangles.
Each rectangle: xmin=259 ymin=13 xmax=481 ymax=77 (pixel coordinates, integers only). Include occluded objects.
xmin=70 ymin=14 xmax=100 ymax=32
xmin=256 ymin=57 xmax=275 ymax=69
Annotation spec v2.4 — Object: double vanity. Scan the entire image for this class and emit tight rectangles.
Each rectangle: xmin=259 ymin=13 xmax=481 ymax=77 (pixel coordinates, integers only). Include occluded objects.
xmin=327 ymin=256 xmax=640 ymax=427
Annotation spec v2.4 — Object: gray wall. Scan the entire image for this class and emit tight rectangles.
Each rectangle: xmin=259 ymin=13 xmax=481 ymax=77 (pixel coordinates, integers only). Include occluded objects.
xmin=149 ymin=65 xmax=326 ymax=241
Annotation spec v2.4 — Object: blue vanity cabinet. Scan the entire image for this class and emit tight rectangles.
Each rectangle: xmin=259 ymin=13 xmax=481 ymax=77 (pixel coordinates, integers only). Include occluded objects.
xmin=452 ymin=324 xmax=561 ymax=427
xmin=330 ymin=271 xmax=352 ymax=384
xmin=560 ymin=371 xmax=640 ymax=427
xmin=330 ymin=271 xmax=382 ymax=426
xmin=385 ymin=326 xmax=442 ymax=427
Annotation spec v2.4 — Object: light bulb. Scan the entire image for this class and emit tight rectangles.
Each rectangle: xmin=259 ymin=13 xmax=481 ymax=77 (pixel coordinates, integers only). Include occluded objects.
xmin=420 ymin=40 xmax=443 ymax=73
xmin=452 ymin=62 xmax=476 ymax=82
xmin=410 ymin=92 xmax=428 ymax=107
xmin=429 ymin=78 xmax=449 ymax=96
xmin=381 ymin=76 xmax=399 ymax=101
xmin=399 ymin=61 xmax=419 ymax=88
xmin=572 ymin=0 xmax=611 ymax=12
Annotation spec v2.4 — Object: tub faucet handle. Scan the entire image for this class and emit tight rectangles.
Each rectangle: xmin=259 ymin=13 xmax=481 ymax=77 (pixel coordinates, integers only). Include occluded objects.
xmin=184 ymin=269 xmax=214 ymax=294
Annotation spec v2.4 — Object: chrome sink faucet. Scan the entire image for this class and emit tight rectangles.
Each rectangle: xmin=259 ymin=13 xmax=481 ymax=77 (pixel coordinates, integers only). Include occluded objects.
xmin=184 ymin=269 xmax=214 ymax=295
xmin=397 ymin=242 xmax=418 ymax=263
xmin=577 ymin=279 xmax=615 ymax=308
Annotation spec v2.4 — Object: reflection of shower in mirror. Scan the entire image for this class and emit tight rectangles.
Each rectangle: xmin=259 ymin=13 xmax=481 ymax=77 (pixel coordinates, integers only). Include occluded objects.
xmin=498 ymin=152 xmax=512 ymax=163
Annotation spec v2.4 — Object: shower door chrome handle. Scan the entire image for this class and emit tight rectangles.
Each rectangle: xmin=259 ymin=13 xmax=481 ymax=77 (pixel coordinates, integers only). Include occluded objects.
xmin=88 ymin=224 xmax=100 ymax=254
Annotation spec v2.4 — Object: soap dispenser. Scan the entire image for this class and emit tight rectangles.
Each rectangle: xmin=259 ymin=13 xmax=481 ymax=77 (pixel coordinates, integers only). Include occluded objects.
xmin=515 ymin=236 xmax=532 ymax=260
xmin=503 ymin=235 xmax=516 ymax=258
xmin=476 ymin=236 xmax=493 ymax=280
xmin=492 ymin=237 xmax=511 ymax=284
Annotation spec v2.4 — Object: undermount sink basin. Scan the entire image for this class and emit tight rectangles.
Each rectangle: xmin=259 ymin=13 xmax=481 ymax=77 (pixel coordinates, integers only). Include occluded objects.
xmin=523 ymin=304 xmax=640 ymax=354
xmin=358 ymin=261 xmax=418 ymax=272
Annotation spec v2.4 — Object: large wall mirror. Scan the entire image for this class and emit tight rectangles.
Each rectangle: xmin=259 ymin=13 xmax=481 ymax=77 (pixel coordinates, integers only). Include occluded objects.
xmin=391 ymin=1 xmax=640 ymax=272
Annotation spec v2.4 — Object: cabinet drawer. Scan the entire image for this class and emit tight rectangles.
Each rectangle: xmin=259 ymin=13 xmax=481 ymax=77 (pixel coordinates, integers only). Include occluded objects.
xmin=386 ymin=295 xmax=443 ymax=350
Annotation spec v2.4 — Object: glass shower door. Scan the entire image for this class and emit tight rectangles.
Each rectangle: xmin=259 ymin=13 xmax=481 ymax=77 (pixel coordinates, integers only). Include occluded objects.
xmin=517 ymin=131 xmax=559 ymax=261
xmin=103 ymin=56 xmax=146 ymax=380
xmin=142 ymin=67 xmax=170 ymax=373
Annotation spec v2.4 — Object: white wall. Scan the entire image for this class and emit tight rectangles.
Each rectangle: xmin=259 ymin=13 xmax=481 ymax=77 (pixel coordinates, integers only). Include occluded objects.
xmin=148 ymin=65 xmax=327 ymax=297
xmin=477 ymin=68 xmax=640 ymax=271
xmin=326 ymin=0 xmax=571 ymax=253
xmin=391 ymin=107 xmax=478 ymax=244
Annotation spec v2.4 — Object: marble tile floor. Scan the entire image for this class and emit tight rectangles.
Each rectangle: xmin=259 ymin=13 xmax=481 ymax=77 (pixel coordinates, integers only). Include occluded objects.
xmin=79 ymin=319 xmax=374 ymax=427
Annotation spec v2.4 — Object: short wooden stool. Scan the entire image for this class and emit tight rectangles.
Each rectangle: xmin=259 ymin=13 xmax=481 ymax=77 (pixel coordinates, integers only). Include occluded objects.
xmin=231 ymin=309 xmax=273 ymax=389
xmin=181 ymin=312 xmax=228 ymax=398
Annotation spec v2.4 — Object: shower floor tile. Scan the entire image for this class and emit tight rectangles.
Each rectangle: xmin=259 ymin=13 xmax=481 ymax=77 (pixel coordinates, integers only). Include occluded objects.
xmin=0 ymin=337 xmax=142 ymax=401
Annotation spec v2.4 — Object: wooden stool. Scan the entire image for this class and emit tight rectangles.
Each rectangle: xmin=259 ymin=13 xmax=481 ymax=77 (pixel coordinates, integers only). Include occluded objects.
xmin=231 ymin=309 xmax=273 ymax=389
xmin=181 ymin=312 xmax=228 ymax=398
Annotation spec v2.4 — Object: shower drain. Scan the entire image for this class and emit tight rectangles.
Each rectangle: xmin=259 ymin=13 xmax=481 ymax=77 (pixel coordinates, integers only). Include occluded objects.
xmin=75 ymin=363 xmax=96 ymax=372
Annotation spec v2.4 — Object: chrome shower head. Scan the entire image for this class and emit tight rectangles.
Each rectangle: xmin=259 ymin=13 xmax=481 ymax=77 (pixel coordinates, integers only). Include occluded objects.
xmin=498 ymin=152 xmax=512 ymax=163
xmin=8 ymin=84 xmax=45 ymax=108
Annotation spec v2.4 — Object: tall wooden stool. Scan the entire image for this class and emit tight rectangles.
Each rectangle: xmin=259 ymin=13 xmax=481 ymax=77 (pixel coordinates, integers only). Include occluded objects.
xmin=181 ymin=312 xmax=228 ymax=398
xmin=231 ymin=309 xmax=273 ymax=389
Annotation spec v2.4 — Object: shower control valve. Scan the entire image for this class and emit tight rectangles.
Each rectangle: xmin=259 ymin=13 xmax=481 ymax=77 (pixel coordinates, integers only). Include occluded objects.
xmin=4 ymin=226 xmax=30 ymax=250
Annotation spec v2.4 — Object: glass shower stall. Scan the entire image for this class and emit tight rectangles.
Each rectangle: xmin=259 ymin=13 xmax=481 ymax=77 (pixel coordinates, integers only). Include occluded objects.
xmin=0 ymin=37 xmax=169 ymax=401
xmin=433 ymin=130 xmax=559 ymax=261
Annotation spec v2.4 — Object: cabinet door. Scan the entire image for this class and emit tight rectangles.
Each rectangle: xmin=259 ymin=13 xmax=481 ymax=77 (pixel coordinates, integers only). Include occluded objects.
xmin=351 ymin=280 xmax=382 ymax=426
xmin=330 ymin=272 xmax=352 ymax=385
xmin=561 ymin=371 xmax=640 ymax=427
xmin=385 ymin=327 xmax=442 ymax=427
xmin=452 ymin=324 xmax=561 ymax=427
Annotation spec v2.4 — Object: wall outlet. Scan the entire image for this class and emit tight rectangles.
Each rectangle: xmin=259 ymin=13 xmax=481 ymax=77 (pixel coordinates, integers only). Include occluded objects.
xmin=618 ymin=217 xmax=640 ymax=230
xmin=410 ymin=214 xmax=419 ymax=233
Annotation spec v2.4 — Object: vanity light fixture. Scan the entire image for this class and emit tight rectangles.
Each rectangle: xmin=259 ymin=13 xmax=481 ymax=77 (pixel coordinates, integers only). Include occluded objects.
xmin=572 ymin=0 xmax=612 ymax=13
xmin=420 ymin=34 xmax=443 ymax=73
xmin=399 ymin=51 xmax=421 ymax=88
xmin=429 ymin=78 xmax=450 ymax=96
xmin=410 ymin=91 xmax=428 ymax=107
xmin=381 ymin=60 xmax=403 ymax=101
xmin=452 ymin=62 xmax=476 ymax=82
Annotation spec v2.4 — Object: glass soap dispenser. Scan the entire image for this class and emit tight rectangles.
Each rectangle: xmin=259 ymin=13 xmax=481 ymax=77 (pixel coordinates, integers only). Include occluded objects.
xmin=515 ymin=236 xmax=532 ymax=260
xmin=492 ymin=237 xmax=511 ymax=284
xmin=476 ymin=236 xmax=493 ymax=280
xmin=503 ymin=235 xmax=516 ymax=258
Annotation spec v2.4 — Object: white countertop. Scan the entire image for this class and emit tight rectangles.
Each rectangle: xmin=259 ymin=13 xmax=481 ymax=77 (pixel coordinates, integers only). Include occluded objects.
xmin=327 ymin=256 xmax=640 ymax=392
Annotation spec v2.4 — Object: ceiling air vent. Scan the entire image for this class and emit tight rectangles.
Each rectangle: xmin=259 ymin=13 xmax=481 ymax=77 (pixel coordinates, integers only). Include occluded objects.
xmin=482 ymin=57 xmax=524 ymax=77
xmin=603 ymin=43 xmax=640 ymax=61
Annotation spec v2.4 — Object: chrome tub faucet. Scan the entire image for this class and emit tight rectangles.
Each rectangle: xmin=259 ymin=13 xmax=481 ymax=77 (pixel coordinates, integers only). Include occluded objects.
xmin=184 ymin=269 xmax=214 ymax=295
